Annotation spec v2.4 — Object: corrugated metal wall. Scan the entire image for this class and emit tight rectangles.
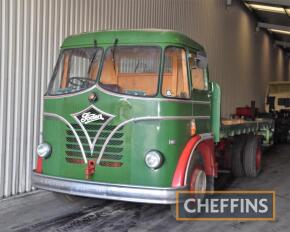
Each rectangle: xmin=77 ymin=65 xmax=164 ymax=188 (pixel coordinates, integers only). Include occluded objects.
xmin=0 ymin=0 xmax=288 ymax=198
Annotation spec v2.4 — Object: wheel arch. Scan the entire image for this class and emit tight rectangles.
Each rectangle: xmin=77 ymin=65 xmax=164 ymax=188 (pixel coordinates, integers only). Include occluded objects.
xmin=171 ymin=133 xmax=216 ymax=187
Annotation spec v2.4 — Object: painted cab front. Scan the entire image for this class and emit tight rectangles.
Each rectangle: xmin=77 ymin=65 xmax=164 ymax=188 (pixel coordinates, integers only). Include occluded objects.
xmin=32 ymin=30 xmax=212 ymax=204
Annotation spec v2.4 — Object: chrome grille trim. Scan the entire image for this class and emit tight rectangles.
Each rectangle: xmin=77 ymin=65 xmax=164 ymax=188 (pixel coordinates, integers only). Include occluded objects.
xmin=44 ymin=112 xmax=88 ymax=164
xmin=96 ymin=115 xmax=210 ymax=164
xmin=45 ymin=112 xmax=210 ymax=166
xmin=71 ymin=105 xmax=115 ymax=156
xmin=44 ymin=85 xmax=211 ymax=105
xmin=90 ymin=117 xmax=115 ymax=155
xmin=65 ymin=120 xmax=124 ymax=165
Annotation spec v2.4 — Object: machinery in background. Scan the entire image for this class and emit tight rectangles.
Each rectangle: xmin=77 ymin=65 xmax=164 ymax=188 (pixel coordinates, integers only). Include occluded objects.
xmin=265 ymin=82 xmax=290 ymax=144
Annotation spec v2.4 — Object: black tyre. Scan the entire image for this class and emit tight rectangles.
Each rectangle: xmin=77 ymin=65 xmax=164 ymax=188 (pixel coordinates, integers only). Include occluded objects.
xmin=243 ymin=135 xmax=262 ymax=177
xmin=231 ymin=135 xmax=247 ymax=177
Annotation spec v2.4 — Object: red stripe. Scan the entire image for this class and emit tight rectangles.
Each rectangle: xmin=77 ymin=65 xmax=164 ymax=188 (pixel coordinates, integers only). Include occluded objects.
xmin=171 ymin=135 xmax=201 ymax=187
xmin=36 ymin=157 xmax=43 ymax=173
xmin=197 ymin=138 xmax=216 ymax=176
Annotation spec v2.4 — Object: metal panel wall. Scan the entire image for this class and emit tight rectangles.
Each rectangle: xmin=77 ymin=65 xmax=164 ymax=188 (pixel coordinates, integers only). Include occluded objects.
xmin=0 ymin=0 xmax=288 ymax=198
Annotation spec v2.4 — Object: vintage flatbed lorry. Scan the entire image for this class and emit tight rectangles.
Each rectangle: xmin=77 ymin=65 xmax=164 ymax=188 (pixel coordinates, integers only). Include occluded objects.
xmin=32 ymin=29 xmax=273 ymax=204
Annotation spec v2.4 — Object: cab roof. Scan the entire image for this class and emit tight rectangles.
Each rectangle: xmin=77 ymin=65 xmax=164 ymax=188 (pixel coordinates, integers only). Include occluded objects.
xmin=61 ymin=29 xmax=205 ymax=51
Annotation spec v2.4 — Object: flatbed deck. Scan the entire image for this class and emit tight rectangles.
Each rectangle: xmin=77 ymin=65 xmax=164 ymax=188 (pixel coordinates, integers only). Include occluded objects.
xmin=220 ymin=118 xmax=274 ymax=139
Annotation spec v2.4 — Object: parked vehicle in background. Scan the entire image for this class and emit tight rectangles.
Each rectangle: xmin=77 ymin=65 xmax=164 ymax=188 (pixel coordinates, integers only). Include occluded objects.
xmin=265 ymin=81 xmax=290 ymax=143
xmin=32 ymin=30 xmax=274 ymax=204
xmin=266 ymin=81 xmax=290 ymax=113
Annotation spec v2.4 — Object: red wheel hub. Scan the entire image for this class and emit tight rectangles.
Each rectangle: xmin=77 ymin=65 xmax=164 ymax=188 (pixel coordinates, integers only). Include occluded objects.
xmin=256 ymin=147 xmax=262 ymax=171
xmin=190 ymin=165 xmax=207 ymax=192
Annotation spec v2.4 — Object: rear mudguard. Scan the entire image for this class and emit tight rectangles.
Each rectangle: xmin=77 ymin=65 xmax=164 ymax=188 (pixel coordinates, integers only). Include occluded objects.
xmin=171 ymin=134 xmax=216 ymax=187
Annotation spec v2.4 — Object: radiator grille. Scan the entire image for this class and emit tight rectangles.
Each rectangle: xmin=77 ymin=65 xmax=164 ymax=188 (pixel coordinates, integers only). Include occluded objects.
xmin=65 ymin=121 xmax=124 ymax=167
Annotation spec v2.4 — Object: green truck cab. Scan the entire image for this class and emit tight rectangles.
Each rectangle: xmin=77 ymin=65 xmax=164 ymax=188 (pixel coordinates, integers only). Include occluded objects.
xmin=32 ymin=30 xmax=273 ymax=204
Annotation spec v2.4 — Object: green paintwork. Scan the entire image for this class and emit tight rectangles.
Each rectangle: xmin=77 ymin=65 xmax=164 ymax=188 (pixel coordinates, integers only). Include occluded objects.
xmin=210 ymin=82 xmax=221 ymax=143
xmin=42 ymin=30 xmax=210 ymax=188
xmin=41 ymin=30 xmax=273 ymax=189
xmin=258 ymin=128 xmax=273 ymax=145
xmin=43 ymin=88 xmax=210 ymax=187
xmin=61 ymin=29 xmax=205 ymax=51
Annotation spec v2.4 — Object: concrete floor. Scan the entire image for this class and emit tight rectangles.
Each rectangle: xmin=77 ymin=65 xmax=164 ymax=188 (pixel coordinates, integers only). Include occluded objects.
xmin=1 ymin=145 xmax=290 ymax=232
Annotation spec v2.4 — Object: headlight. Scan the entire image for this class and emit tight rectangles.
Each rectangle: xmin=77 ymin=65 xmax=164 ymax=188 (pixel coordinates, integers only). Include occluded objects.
xmin=37 ymin=143 xmax=52 ymax=158
xmin=145 ymin=150 xmax=163 ymax=169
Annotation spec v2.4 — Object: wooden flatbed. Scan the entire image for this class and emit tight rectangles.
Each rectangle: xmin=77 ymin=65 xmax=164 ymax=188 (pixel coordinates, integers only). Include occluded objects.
xmin=220 ymin=118 xmax=274 ymax=139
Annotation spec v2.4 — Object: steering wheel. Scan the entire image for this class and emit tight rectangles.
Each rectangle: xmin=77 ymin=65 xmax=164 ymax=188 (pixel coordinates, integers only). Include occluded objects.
xmin=68 ymin=77 xmax=95 ymax=88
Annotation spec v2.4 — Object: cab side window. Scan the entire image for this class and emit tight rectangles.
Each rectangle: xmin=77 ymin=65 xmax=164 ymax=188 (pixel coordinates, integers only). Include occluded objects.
xmin=162 ymin=47 xmax=190 ymax=99
xmin=188 ymin=52 xmax=208 ymax=91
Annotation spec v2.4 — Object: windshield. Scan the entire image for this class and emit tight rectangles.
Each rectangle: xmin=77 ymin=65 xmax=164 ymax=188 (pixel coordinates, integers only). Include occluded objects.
xmin=99 ymin=46 xmax=161 ymax=97
xmin=48 ymin=48 xmax=103 ymax=95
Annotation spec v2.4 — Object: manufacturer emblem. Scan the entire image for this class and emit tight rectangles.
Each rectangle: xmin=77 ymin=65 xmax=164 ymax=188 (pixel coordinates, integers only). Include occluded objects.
xmin=71 ymin=105 xmax=115 ymax=156
xmin=80 ymin=112 xmax=105 ymax=124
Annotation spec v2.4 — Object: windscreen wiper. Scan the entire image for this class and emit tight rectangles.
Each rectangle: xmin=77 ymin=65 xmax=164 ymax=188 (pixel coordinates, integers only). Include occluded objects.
xmin=112 ymin=38 xmax=119 ymax=74
xmin=88 ymin=39 xmax=98 ymax=74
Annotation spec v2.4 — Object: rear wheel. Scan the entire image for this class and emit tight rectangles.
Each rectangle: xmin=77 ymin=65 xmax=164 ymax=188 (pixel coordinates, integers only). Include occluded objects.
xmin=243 ymin=135 xmax=262 ymax=177
xmin=231 ymin=135 xmax=247 ymax=177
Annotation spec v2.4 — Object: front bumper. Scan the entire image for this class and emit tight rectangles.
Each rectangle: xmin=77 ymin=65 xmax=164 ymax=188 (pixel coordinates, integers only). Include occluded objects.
xmin=32 ymin=171 xmax=186 ymax=204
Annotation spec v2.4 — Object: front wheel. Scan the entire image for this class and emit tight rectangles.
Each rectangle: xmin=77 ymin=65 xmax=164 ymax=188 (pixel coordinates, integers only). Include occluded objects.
xmin=171 ymin=151 xmax=214 ymax=217
xmin=186 ymin=151 xmax=214 ymax=192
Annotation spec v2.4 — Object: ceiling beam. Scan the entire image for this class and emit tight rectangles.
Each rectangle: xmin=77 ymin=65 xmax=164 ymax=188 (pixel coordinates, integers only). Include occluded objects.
xmin=243 ymin=0 xmax=290 ymax=7
xmin=257 ymin=22 xmax=290 ymax=32
xmin=275 ymin=40 xmax=290 ymax=48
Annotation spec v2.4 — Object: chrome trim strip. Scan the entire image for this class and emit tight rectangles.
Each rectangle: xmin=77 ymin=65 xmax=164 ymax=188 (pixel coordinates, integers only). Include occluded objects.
xmin=71 ymin=105 xmax=115 ymax=156
xmin=44 ymin=85 xmax=97 ymax=99
xmin=90 ymin=117 xmax=114 ymax=154
xmin=44 ymin=112 xmax=88 ymax=164
xmin=184 ymin=133 xmax=214 ymax=185
xmin=95 ymin=85 xmax=211 ymax=104
xmin=97 ymin=115 xmax=210 ymax=164
xmin=72 ymin=116 xmax=92 ymax=151
xmin=32 ymin=172 xmax=186 ymax=204
xmin=200 ymin=132 xmax=213 ymax=140
xmin=192 ymin=100 xmax=210 ymax=105
xmin=44 ymin=85 xmax=211 ymax=105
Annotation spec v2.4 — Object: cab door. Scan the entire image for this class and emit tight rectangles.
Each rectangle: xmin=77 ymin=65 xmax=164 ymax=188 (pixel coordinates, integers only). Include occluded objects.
xmin=187 ymin=50 xmax=211 ymax=134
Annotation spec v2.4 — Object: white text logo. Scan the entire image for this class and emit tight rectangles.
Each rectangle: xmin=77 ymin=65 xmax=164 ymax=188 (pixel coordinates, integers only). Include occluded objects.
xmin=80 ymin=112 xmax=105 ymax=124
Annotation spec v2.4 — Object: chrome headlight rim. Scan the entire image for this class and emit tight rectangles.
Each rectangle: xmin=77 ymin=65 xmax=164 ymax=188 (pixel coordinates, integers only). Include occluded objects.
xmin=144 ymin=150 xmax=163 ymax=170
xmin=37 ymin=143 xmax=52 ymax=159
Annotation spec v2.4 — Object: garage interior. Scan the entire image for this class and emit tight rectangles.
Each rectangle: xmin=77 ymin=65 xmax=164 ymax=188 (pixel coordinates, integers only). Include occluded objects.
xmin=0 ymin=0 xmax=290 ymax=231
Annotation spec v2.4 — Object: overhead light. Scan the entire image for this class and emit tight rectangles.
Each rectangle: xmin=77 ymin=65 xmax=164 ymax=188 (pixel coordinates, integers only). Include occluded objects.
xmin=249 ymin=4 xmax=285 ymax=14
xmin=269 ymin=29 xmax=290 ymax=35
